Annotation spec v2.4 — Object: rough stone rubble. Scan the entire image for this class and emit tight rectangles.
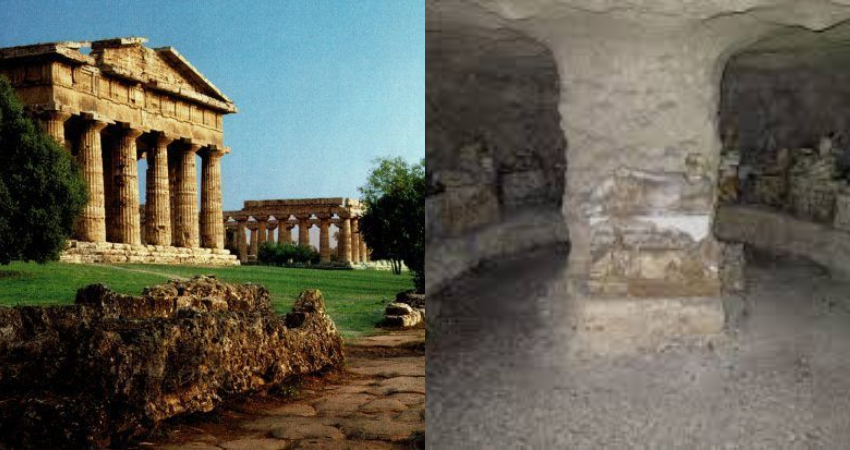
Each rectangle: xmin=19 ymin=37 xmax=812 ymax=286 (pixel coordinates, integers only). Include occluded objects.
xmin=0 ymin=277 xmax=344 ymax=449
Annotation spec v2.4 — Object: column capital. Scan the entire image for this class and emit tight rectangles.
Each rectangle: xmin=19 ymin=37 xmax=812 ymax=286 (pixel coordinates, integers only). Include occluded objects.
xmin=83 ymin=118 xmax=109 ymax=133
xmin=201 ymin=146 xmax=228 ymax=159
xmin=315 ymin=213 xmax=332 ymax=220
xmin=40 ymin=109 xmax=72 ymax=122
xmin=153 ymin=132 xmax=176 ymax=147
xmin=119 ymin=126 xmax=143 ymax=140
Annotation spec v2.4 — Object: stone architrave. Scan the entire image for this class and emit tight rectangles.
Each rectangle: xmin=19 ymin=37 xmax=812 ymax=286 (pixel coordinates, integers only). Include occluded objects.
xmin=146 ymin=133 xmax=174 ymax=246
xmin=318 ymin=216 xmax=331 ymax=263
xmin=298 ymin=216 xmax=311 ymax=247
xmin=113 ymin=126 xmax=143 ymax=245
xmin=200 ymin=147 xmax=225 ymax=249
xmin=176 ymin=143 xmax=200 ymax=248
xmin=75 ymin=118 xmax=108 ymax=242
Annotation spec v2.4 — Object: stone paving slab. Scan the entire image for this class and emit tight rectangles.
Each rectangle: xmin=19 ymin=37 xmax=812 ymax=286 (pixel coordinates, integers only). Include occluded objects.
xmin=151 ymin=329 xmax=425 ymax=450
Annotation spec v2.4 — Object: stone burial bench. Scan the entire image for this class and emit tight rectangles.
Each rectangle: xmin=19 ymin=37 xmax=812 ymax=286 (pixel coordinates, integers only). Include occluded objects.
xmin=0 ymin=276 xmax=344 ymax=450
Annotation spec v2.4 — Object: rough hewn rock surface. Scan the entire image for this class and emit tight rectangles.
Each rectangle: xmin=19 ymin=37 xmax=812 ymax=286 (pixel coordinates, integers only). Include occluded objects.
xmin=0 ymin=277 xmax=343 ymax=449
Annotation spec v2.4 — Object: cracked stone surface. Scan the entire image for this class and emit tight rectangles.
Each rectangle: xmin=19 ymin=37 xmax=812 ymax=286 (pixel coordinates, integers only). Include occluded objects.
xmin=151 ymin=330 xmax=425 ymax=450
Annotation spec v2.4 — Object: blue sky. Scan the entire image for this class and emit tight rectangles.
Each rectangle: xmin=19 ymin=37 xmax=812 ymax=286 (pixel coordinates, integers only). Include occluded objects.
xmin=0 ymin=0 xmax=424 ymax=211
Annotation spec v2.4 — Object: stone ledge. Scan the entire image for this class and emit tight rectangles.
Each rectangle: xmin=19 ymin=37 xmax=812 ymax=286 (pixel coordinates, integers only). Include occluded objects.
xmin=715 ymin=204 xmax=850 ymax=280
xmin=60 ymin=240 xmax=240 ymax=266
xmin=425 ymin=209 xmax=569 ymax=296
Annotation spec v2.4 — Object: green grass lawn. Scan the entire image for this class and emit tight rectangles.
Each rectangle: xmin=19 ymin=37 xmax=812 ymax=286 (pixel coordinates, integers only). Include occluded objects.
xmin=0 ymin=262 xmax=413 ymax=338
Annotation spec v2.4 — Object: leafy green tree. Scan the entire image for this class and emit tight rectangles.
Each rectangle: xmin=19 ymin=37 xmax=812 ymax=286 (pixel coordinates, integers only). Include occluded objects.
xmin=0 ymin=76 xmax=87 ymax=265
xmin=359 ymin=157 xmax=425 ymax=293
xmin=258 ymin=242 xmax=320 ymax=266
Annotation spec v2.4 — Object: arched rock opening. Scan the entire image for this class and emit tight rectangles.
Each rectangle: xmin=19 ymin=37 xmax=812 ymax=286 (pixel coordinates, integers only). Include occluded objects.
xmin=425 ymin=10 xmax=569 ymax=295
xmin=715 ymin=23 xmax=850 ymax=281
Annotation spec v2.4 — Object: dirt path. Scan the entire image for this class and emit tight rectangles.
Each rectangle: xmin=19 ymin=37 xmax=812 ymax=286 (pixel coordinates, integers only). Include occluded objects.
xmin=149 ymin=330 xmax=425 ymax=450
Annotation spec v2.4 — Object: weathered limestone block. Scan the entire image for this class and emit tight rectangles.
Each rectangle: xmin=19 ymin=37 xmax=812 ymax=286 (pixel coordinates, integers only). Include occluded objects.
xmin=384 ymin=302 xmax=423 ymax=329
xmin=0 ymin=280 xmax=343 ymax=449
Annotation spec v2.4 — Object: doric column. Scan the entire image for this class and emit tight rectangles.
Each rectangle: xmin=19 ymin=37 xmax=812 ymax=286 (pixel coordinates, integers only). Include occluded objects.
xmin=277 ymin=224 xmax=288 ymax=245
xmin=249 ymin=224 xmax=259 ymax=257
xmin=41 ymin=110 xmax=71 ymax=147
xmin=351 ymin=219 xmax=361 ymax=263
xmin=175 ymin=143 xmax=200 ymax=248
xmin=112 ymin=126 xmax=143 ymax=245
xmin=360 ymin=239 xmax=368 ymax=262
xmin=200 ymin=147 xmax=225 ymax=249
xmin=267 ymin=225 xmax=276 ymax=243
xmin=75 ymin=117 xmax=108 ymax=242
xmin=339 ymin=217 xmax=352 ymax=263
xmin=319 ymin=216 xmax=331 ymax=263
xmin=257 ymin=219 xmax=268 ymax=247
xmin=298 ymin=216 xmax=311 ymax=247
xmin=145 ymin=133 xmax=173 ymax=246
xmin=237 ymin=220 xmax=248 ymax=263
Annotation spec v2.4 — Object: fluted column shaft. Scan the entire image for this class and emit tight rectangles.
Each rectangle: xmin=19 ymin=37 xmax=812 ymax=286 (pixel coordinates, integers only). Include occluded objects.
xmin=351 ymin=219 xmax=361 ymax=263
xmin=319 ymin=219 xmax=331 ymax=263
xmin=146 ymin=134 xmax=173 ymax=246
xmin=250 ymin=226 xmax=259 ymax=256
xmin=42 ymin=111 xmax=71 ymax=147
xmin=176 ymin=144 xmax=200 ymax=248
xmin=298 ymin=217 xmax=311 ymax=247
xmin=360 ymin=240 xmax=368 ymax=262
xmin=237 ymin=221 xmax=248 ymax=263
xmin=340 ymin=218 xmax=352 ymax=263
xmin=258 ymin=220 xmax=268 ymax=247
xmin=200 ymin=148 xmax=225 ymax=249
xmin=277 ymin=225 xmax=288 ymax=245
xmin=75 ymin=119 xmax=108 ymax=242
xmin=113 ymin=127 xmax=143 ymax=245
xmin=267 ymin=227 xmax=275 ymax=243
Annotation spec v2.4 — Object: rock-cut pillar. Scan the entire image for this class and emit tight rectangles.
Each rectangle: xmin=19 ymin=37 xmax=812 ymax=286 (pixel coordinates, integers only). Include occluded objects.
xmin=112 ymin=127 xmax=143 ymax=245
xmin=319 ymin=217 xmax=331 ymax=263
xmin=527 ymin=17 xmax=750 ymax=301
xmin=75 ymin=118 xmax=108 ymax=242
xmin=339 ymin=218 xmax=352 ymax=263
xmin=175 ymin=144 xmax=200 ymax=248
xmin=146 ymin=134 xmax=173 ymax=246
xmin=200 ymin=148 xmax=225 ymax=249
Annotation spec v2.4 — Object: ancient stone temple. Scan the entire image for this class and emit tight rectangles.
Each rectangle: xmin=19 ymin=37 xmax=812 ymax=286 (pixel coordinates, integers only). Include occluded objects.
xmin=224 ymin=198 xmax=370 ymax=265
xmin=0 ymin=37 xmax=238 ymax=265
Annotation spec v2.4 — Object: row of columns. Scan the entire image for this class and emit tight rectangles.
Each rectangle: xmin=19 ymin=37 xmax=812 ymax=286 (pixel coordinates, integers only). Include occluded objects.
xmin=42 ymin=110 xmax=225 ymax=250
xmin=230 ymin=216 xmax=369 ymax=264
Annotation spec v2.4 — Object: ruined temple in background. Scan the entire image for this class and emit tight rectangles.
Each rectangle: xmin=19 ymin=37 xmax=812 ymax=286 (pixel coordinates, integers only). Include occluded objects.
xmin=0 ymin=37 xmax=238 ymax=265
xmin=224 ymin=197 xmax=371 ymax=265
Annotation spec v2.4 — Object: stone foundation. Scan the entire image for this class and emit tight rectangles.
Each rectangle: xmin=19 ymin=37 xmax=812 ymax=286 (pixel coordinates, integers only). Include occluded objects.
xmin=59 ymin=239 xmax=240 ymax=265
